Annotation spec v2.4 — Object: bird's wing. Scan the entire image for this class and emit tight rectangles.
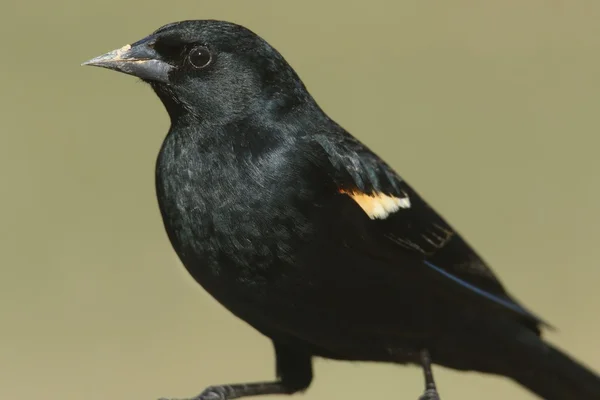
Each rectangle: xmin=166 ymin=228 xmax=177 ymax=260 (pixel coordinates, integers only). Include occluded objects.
xmin=310 ymin=130 xmax=548 ymax=329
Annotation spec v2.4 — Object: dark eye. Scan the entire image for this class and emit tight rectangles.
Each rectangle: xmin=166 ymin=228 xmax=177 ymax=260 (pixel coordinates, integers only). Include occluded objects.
xmin=188 ymin=46 xmax=212 ymax=68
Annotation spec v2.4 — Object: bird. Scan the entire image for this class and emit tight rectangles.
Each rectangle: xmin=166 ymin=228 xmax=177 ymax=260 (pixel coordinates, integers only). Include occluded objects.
xmin=82 ymin=19 xmax=600 ymax=400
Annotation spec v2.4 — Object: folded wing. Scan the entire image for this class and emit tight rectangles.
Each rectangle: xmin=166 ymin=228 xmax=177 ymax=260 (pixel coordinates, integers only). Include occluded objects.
xmin=310 ymin=129 xmax=548 ymax=331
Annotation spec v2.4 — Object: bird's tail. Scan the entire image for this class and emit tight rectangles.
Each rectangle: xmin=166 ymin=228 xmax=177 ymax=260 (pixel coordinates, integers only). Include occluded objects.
xmin=506 ymin=338 xmax=600 ymax=400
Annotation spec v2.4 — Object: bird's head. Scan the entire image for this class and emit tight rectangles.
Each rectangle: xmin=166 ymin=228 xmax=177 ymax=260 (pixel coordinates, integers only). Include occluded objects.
xmin=82 ymin=20 xmax=311 ymax=124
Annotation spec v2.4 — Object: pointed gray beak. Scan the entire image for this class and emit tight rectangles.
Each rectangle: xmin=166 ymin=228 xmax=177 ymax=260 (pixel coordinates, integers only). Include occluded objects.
xmin=82 ymin=40 xmax=173 ymax=83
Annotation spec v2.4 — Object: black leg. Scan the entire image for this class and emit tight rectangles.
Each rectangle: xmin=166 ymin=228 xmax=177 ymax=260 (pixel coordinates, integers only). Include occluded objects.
xmin=159 ymin=341 xmax=313 ymax=400
xmin=418 ymin=349 xmax=440 ymax=400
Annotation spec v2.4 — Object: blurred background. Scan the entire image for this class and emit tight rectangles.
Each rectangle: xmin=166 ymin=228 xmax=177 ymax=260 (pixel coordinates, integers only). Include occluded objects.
xmin=2 ymin=1 xmax=600 ymax=399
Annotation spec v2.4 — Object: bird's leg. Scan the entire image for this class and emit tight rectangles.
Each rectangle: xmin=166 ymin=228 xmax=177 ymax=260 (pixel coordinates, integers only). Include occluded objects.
xmin=159 ymin=342 xmax=313 ymax=400
xmin=418 ymin=349 xmax=440 ymax=400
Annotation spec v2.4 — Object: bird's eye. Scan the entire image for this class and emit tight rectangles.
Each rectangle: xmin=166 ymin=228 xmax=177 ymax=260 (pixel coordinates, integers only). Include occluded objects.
xmin=188 ymin=46 xmax=212 ymax=69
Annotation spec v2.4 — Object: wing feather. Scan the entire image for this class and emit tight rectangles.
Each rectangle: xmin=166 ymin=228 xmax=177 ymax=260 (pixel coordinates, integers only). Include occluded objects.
xmin=310 ymin=131 xmax=548 ymax=329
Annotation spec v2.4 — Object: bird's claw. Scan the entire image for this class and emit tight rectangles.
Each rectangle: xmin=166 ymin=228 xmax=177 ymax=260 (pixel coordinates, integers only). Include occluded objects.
xmin=158 ymin=386 xmax=230 ymax=400
xmin=199 ymin=385 xmax=232 ymax=400
xmin=418 ymin=388 xmax=440 ymax=400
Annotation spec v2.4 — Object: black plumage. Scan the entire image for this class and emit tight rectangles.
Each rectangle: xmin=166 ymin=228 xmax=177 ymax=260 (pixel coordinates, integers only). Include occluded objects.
xmin=82 ymin=20 xmax=600 ymax=400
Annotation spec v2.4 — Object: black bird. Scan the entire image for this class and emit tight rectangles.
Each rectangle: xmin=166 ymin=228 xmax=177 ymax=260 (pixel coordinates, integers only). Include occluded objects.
xmin=82 ymin=20 xmax=600 ymax=400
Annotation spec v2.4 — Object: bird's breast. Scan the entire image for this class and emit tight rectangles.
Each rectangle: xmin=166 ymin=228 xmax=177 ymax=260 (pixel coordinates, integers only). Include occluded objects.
xmin=154 ymin=134 xmax=317 ymax=295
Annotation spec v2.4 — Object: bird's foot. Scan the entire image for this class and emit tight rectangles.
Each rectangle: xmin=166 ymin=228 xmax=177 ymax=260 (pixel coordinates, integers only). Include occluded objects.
xmin=159 ymin=386 xmax=235 ymax=400
xmin=418 ymin=388 xmax=440 ymax=400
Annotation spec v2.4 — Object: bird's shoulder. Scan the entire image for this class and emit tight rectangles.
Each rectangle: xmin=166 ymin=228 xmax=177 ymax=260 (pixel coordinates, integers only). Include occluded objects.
xmin=304 ymin=128 xmax=456 ymax=254
xmin=298 ymin=127 xmax=546 ymax=331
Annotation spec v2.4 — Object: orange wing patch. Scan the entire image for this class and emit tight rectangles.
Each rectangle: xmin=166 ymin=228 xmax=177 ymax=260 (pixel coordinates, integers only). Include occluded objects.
xmin=340 ymin=190 xmax=411 ymax=219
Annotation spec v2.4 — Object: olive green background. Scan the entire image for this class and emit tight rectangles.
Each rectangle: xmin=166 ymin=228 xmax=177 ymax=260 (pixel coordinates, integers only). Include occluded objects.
xmin=2 ymin=1 xmax=599 ymax=399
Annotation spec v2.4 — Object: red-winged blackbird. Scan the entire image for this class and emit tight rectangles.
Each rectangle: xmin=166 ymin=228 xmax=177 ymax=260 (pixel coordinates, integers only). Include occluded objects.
xmin=82 ymin=20 xmax=600 ymax=400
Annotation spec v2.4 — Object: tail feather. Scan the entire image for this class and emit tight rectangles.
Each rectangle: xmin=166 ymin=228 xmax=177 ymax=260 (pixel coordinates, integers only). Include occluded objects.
xmin=508 ymin=339 xmax=600 ymax=400
xmin=432 ymin=323 xmax=600 ymax=400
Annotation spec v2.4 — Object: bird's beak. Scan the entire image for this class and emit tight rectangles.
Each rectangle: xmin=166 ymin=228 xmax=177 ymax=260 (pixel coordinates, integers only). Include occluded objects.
xmin=81 ymin=38 xmax=172 ymax=83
